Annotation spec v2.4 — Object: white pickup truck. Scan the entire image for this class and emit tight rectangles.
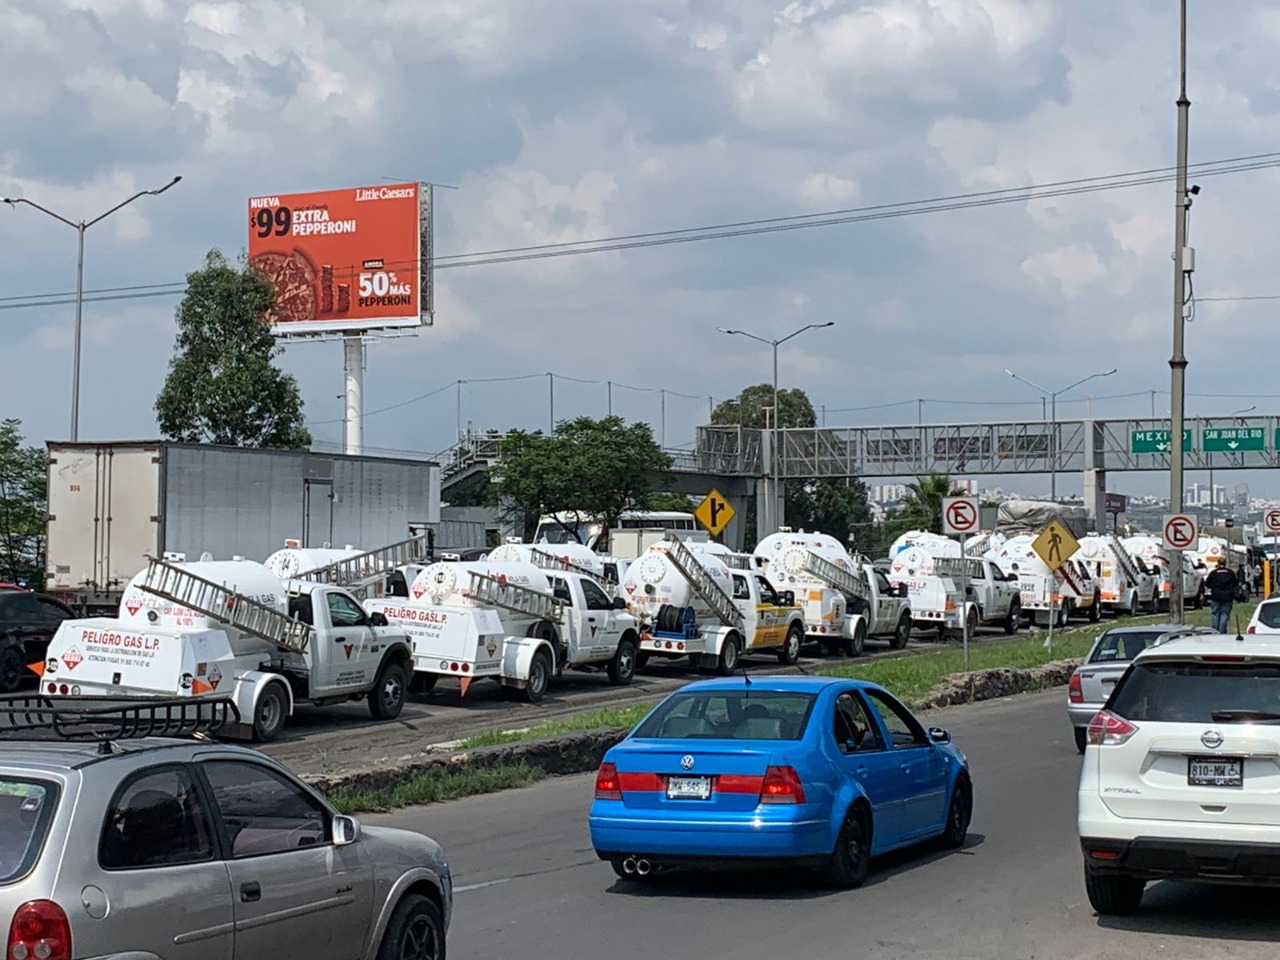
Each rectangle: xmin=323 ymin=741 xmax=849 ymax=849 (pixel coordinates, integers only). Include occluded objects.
xmin=935 ymin=557 xmax=1022 ymax=634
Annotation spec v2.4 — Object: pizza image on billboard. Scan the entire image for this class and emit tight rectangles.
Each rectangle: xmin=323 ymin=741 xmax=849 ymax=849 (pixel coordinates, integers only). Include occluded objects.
xmin=246 ymin=183 xmax=425 ymax=335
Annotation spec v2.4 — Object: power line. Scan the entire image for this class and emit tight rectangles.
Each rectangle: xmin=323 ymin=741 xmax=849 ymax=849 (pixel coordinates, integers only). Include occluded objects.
xmin=6 ymin=151 xmax=1280 ymax=312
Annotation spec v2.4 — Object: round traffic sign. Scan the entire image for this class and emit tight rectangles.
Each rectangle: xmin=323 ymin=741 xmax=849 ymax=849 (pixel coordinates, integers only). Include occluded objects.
xmin=944 ymin=499 xmax=979 ymax=534
xmin=1163 ymin=514 xmax=1197 ymax=550
xmin=1266 ymin=509 xmax=1280 ymax=535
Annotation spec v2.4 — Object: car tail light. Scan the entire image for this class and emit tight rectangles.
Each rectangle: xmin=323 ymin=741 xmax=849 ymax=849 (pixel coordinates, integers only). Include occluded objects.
xmin=8 ymin=900 xmax=72 ymax=960
xmin=1086 ymin=710 xmax=1137 ymax=746
xmin=1068 ymin=673 xmax=1083 ymax=704
xmin=759 ymin=765 xmax=806 ymax=804
xmin=595 ymin=762 xmax=621 ymax=800
xmin=1248 ymin=625 xmax=1256 ymax=634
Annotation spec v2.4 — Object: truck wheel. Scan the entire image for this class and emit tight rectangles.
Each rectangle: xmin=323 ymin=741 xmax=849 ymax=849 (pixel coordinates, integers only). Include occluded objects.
xmin=1003 ymin=600 xmax=1020 ymax=635
xmin=252 ymin=683 xmax=288 ymax=743
xmin=607 ymin=636 xmax=638 ymax=686
xmin=521 ymin=649 xmax=552 ymax=703
xmin=777 ymin=624 xmax=803 ymax=665
xmin=636 ymin=651 xmax=650 ymax=670
xmin=1088 ymin=593 xmax=1101 ymax=623
xmin=890 ymin=613 xmax=911 ymax=650
xmin=842 ymin=622 xmax=867 ymax=658
xmin=0 ymin=645 xmax=24 ymax=694
xmin=368 ymin=658 xmax=408 ymax=720
xmin=715 ymin=636 xmax=741 ymax=676
xmin=412 ymin=673 xmax=438 ymax=695
xmin=964 ymin=607 xmax=978 ymax=643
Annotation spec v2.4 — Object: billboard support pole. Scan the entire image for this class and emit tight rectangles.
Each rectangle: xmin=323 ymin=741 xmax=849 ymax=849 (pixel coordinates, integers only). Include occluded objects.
xmin=344 ymin=334 xmax=365 ymax=456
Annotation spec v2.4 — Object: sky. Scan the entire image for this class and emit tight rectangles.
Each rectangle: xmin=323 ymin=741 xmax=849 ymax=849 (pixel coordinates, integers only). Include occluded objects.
xmin=3 ymin=0 xmax=1280 ymax=502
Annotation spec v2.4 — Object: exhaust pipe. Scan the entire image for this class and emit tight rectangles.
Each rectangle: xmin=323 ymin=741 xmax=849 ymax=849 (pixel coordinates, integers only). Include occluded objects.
xmin=622 ymin=857 xmax=637 ymax=875
xmin=635 ymin=858 xmax=652 ymax=876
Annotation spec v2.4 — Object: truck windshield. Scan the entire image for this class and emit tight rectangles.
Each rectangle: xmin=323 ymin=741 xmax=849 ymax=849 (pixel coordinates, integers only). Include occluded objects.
xmin=0 ymin=777 xmax=58 ymax=885
xmin=632 ymin=691 xmax=816 ymax=740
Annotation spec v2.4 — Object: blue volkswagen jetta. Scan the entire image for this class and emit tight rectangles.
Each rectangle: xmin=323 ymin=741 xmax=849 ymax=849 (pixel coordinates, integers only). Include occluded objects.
xmin=589 ymin=675 xmax=972 ymax=888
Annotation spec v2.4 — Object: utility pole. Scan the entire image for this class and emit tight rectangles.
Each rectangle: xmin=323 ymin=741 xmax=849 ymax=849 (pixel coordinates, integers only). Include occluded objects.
xmin=1168 ymin=0 xmax=1193 ymax=624
xmin=548 ymin=372 xmax=555 ymax=433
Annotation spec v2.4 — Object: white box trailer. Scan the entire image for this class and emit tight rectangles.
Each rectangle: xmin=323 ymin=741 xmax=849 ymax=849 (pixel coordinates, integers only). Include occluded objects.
xmin=44 ymin=441 xmax=464 ymax=616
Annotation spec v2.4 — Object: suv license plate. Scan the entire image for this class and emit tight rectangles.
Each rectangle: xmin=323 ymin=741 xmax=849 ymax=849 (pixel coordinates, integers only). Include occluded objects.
xmin=666 ymin=776 xmax=711 ymax=800
xmin=1188 ymin=757 xmax=1243 ymax=788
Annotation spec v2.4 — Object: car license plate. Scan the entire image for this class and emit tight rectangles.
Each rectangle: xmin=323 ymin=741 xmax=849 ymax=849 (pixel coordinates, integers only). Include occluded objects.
xmin=666 ymin=775 xmax=711 ymax=800
xmin=1188 ymin=757 xmax=1243 ymax=788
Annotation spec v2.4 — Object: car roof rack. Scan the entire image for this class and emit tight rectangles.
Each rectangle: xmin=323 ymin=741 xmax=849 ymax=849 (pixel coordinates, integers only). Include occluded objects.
xmin=0 ymin=695 xmax=240 ymax=753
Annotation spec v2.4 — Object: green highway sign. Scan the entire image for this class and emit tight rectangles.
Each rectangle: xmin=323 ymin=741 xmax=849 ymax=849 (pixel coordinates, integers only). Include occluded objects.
xmin=1203 ymin=427 xmax=1265 ymax=452
xmin=1130 ymin=429 xmax=1191 ymax=454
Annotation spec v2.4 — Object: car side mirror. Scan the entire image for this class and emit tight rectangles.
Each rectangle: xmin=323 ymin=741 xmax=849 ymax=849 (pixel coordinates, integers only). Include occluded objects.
xmin=612 ymin=596 xmax=626 ymax=610
xmin=368 ymin=611 xmax=388 ymax=627
xmin=928 ymin=727 xmax=951 ymax=744
xmin=781 ymin=590 xmax=795 ymax=606
xmin=897 ymin=583 xmax=909 ymax=598
xmin=333 ymin=814 xmax=361 ymax=846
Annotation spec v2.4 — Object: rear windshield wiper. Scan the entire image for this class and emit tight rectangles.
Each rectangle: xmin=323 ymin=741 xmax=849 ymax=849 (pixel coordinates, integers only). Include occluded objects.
xmin=1210 ymin=710 xmax=1280 ymax=723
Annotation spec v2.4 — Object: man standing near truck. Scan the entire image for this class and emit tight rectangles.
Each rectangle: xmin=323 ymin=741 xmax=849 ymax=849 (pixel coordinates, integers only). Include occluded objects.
xmin=1206 ymin=563 xmax=1239 ymax=634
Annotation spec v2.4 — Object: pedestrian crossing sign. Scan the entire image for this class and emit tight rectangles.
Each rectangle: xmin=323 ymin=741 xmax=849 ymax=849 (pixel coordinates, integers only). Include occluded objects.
xmin=1032 ymin=519 xmax=1079 ymax=572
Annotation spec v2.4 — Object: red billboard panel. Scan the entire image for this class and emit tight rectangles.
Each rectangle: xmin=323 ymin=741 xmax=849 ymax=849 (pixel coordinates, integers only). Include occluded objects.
xmin=246 ymin=183 xmax=429 ymax=335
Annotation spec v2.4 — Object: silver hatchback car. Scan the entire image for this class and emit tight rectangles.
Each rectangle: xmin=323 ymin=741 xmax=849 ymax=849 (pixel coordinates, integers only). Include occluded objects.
xmin=1066 ymin=623 xmax=1213 ymax=753
xmin=1 ymin=696 xmax=451 ymax=960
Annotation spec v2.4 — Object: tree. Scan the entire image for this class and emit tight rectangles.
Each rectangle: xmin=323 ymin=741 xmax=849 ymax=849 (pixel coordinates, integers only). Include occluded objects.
xmin=156 ymin=249 xmax=311 ymax=449
xmin=893 ymin=472 xmax=965 ymax=535
xmin=711 ymin=384 xmax=871 ymax=550
xmin=492 ymin=417 xmax=673 ymax=542
xmin=0 ymin=420 xmax=47 ymax=586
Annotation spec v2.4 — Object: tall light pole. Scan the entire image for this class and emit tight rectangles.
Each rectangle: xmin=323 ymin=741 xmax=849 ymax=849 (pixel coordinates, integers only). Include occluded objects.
xmin=1004 ymin=367 xmax=1117 ymax=500
xmin=717 ymin=322 xmax=834 ymax=534
xmin=1168 ymin=0 xmax=1194 ymax=624
xmin=4 ymin=176 xmax=182 ymax=440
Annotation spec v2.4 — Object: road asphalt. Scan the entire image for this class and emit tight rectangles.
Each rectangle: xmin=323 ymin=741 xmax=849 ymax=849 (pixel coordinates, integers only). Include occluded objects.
xmin=365 ymin=690 xmax=1280 ymax=960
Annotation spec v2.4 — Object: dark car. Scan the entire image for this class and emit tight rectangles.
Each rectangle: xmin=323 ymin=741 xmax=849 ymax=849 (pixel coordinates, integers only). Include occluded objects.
xmin=0 ymin=591 xmax=76 ymax=693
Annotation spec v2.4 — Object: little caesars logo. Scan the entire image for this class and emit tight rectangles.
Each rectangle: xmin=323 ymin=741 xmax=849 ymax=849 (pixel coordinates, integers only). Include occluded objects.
xmin=354 ymin=186 xmax=416 ymax=201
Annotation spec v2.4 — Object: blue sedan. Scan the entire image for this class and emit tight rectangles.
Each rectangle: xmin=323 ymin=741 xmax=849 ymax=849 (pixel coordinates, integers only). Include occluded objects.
xmin=589 ymin=675 xmax=972 ymax=888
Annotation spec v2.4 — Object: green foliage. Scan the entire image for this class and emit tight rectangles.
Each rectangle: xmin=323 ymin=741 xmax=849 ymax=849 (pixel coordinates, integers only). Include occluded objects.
xmin=0 ymin=420 xmax=46 ymax=585
xmin=492 ymin=416 xmax=673 ymax=542
xmin=156 ymin=249 xmax=311 ymax=449
xmin=327 ymin=763 xmax=546 ymax=814
xmin=646 ymin=491 xmax=696 ymax=512
xmin=711 ymin=383 xmax=814 ymax=429
xmin=896 ymin=473 xmax=964 ymax=535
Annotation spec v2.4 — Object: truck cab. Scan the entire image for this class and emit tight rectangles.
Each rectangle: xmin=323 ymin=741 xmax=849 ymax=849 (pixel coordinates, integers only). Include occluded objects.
xmin=941 ymin=557 xmax=1022 ymax=633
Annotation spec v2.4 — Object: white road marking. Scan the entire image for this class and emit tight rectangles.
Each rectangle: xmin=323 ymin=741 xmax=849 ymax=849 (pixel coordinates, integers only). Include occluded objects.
xmin=454 ymin=878 xmax=512 ymax=893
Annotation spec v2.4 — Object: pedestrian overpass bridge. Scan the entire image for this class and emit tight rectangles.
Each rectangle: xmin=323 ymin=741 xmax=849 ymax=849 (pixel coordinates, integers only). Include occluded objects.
xmin=441 ymin=415 xmax=1278 ymax=547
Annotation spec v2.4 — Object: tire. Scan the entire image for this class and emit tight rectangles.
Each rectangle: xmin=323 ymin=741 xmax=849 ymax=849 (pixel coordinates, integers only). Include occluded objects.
xmin=1073 ymin=726 xmax=1087 ymax=754
xmin=940 ymin=774 xmax=972 ymax=849
xmin=844 ymin=621 xmax=867 ymax=658
xmin=252 ymin=682 xmax=288 ymax=743
xmin=1088 ymin=594 xmax=1101 ymax=623
xmin=412 ymin=673 xmax=438 ymax=695
xmin=777 ymin=624 xmax=803 ymax=665
xmin=521 ymin=649 xmax=552 ymax=703
xmin=368 ymin=658 xmax=408 ymax=720
xmin=375 ymin=892 xmax=445 ymax=960
xmin=821 ymin=804 xmax=871 ymax=889
xmin=607 ymin=636 xmax=638 ymax=686
xmin=889 ymin=613 xmax=911 ymax=650
xmin=964 ymin=607 xmax=978 ymax=644
xmin=0 ymin=644 xmax=25 ymax=694
xmin=1193 ymin=585 xmax=1206 ymax=610
xmin=1084 ymin=866 xmax=1145 ymax=916
xmin=1003 ymin=601 xmax=1020 ymax=636
xmin=636 ymin=651 xmax=650 ymax=670
xmin=716 ymin=635 xmax=741 ymax=676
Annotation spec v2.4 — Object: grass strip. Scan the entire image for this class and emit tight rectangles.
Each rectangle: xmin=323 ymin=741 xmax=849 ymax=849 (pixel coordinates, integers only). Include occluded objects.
xmin=328 ymin=763 xmax=546 ymax=814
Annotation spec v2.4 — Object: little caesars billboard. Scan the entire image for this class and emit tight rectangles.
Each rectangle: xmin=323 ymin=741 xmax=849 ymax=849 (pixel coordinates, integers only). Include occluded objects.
xmin=247 ymin=182 xmax=432 ymax=336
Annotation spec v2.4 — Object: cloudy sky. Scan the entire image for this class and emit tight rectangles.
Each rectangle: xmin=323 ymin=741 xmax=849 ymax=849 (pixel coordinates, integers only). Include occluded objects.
xmin=3 ymin=0 xmax=1279 ymax=500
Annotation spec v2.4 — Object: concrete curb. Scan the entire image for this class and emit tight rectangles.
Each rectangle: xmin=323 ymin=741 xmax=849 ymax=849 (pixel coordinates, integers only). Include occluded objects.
xmin=307 ymin=658 xmax=1085 ymax=803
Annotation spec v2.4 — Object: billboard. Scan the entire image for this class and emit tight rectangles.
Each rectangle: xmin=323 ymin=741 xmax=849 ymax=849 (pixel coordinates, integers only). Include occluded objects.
xmin=246 ymin=182 xmax=432 ymax=336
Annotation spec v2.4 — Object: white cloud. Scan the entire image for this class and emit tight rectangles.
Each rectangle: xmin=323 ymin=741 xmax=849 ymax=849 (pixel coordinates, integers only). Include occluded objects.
xmin=1020 ymin=243 xmax=1107 ymax=299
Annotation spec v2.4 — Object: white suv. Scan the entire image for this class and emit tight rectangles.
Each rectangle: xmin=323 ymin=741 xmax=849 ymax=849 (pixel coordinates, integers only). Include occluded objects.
xmin=1078 ymin=632 xmax=1280 ymax=915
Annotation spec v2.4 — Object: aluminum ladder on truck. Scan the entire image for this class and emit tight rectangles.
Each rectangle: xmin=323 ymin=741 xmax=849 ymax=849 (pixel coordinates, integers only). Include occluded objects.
xmin=935 ymin=557 xmax=982 ymax=583
xmin=661 ymin=534 xmax=743 ymax=630
xmin=1056 ymin=560 xmax=1087 ymax=599
xmin=800 ymin=551 xmax=870 ymax=604
xmin=294 ymin=534 xmax=433 ymax=593
xmin=466 ymin=571 xmax=569 ymax=623
xmin=528 ymin=549 xmax=620 ymax=597
xmin=1106 ymin=534 xmax=1143 ymax=589
xmin=136 ymin=556 xmax=314 ymax=654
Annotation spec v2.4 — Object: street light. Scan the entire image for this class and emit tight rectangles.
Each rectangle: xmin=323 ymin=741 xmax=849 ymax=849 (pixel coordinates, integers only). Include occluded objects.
xmin=4 ymin=176 xmax=182 ymax=440
xmin=717 ymin=322 xmax=835 ymax=533
xmin=1003 ymin=366 xmax=1117 ymax=500
xmin=1208 ymin=404 xmax=1256 ymax=522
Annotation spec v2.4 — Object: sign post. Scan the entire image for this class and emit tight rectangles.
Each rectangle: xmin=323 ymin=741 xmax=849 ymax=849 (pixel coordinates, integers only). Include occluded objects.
xmin=1031 ymin=519 xmax=1080 ymax=656
xmin=943 ymin=496 xmax=980 ymax=671
xmin=1162 ymin=513 xmax=1199 ymax=621
xmin=1265 ymin=511 xmax=1280 ymax=600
